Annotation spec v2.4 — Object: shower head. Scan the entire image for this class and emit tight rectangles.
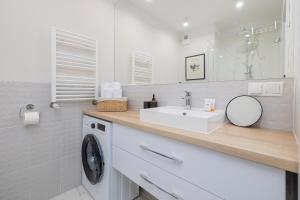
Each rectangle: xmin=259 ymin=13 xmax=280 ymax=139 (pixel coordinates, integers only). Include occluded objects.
xmin=238 ymin=28 xmax=251 ymax=37
xmin=274 ymin=37 xmax=281 ymax=43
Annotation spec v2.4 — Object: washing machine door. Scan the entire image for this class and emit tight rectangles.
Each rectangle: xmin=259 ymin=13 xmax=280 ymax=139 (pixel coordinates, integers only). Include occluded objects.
xmin=82 ymin=134 xmax=104 ymax=185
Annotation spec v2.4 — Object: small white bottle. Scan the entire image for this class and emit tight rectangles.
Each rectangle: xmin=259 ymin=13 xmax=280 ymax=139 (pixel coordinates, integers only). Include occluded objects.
xmin=210 ymin=99 xmax=216 ymax=112
xmin=204 ymin=99 xmax=212 ymax=112
xmin=204 ymin=98 xmax=216 ymax=112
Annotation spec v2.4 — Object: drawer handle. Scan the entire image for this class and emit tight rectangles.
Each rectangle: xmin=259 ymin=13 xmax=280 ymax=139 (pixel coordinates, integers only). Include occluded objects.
xmin=140 ymin=173 xmax=183 ymax=200
xmin=139 ymin=144 xmax=183 ymax=164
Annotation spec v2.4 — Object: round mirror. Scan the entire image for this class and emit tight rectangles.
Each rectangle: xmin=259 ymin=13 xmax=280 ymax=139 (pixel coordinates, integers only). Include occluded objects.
xmin=226 ymin=95 xmax=263 ymax=127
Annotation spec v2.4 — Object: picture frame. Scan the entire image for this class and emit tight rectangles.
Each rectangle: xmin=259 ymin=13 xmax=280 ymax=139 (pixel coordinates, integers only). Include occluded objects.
xmin=185 ymin=54 xmax=205 ymax=81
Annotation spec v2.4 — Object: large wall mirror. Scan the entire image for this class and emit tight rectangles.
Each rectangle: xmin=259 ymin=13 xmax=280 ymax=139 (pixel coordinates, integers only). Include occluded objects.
xmin=114 ymin=0 xmax=292 ymax=85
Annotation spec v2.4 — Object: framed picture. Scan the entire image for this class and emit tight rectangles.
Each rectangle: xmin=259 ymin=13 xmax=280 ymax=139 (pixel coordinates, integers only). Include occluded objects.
xmin=185 ymin=54 xmax=205 ymax=81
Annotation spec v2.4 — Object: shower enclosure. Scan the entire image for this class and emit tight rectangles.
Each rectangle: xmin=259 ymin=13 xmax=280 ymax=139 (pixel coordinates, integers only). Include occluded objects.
xmin=212 ymin=20 xmax=283 ymax=81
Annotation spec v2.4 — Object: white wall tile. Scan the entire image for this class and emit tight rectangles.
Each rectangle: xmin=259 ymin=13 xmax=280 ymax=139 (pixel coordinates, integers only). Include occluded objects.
xmin=123 ymin=78 xmax=294 ymax=131
xmin=29 ymin=161 xmax=61 ymax=200
xmin=0 ymin=78 xmax=294 ymax=200
xmin=0 ymin=81 xmax=92 ymax=200
xmin=0 ymin=169 xmax=31 ymax=200
xmin=60 ymin=155 xmax=82 ymax=193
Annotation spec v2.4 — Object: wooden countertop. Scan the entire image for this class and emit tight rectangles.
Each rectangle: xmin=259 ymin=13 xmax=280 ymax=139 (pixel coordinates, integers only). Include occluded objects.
xmin=83 ymin=110 xmax=298 ymax=173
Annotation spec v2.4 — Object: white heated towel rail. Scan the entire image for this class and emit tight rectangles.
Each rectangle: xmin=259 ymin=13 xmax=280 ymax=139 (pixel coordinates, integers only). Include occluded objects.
xmin=51 ymin=27 xmax=98 ymax=103
xmin=131 ymin=52 xmax=153 ymax=85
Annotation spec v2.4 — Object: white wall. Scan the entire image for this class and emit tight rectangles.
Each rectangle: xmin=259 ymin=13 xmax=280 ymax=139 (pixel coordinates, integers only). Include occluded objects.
xmin=293 ymin=0 xmax=300 ymax=178
xmin=0 ymin=0 xmax=115 ymax=83
xmin=214 ymin=27 xmax=282 ymax=81
xmin=114 ymin=0 xmax=181 ymax=85
xmin=295 ymin=1 xmax=300 ymax=131
xmin=178 ymin=23 xmax=283 ymax=83
xmin=180 ymin=28 xmax=215 ymax=82
xmin=0 ymin=0 xmax=115 ymax=199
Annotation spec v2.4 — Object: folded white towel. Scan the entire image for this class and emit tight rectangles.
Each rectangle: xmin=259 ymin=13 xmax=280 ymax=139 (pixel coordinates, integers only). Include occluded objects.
xmin=103 ymin=88 xmax=113 ymax=98
xmin=111 ymin=82 xmax=121 ymax=89
xmin=112 ymin=88 xmax=122 ymax=98
xmin=101 ymin=82 xmax=109 ymax=98
xmin=101 ymin=82 xmax=122 ymax=98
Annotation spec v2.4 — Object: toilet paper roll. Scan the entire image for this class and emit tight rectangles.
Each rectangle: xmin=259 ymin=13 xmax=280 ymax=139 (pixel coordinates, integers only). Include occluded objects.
xmin=24 ymin=112 xmax=39 ymax=126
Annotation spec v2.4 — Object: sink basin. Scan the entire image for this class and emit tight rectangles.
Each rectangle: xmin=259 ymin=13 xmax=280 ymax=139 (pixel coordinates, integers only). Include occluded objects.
xmin=140 ymin=106 xmax=225 ymax=134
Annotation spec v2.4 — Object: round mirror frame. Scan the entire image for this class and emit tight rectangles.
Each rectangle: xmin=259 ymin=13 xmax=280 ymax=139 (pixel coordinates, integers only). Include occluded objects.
xmin=225 ymin=95 xmax=263 ymax=127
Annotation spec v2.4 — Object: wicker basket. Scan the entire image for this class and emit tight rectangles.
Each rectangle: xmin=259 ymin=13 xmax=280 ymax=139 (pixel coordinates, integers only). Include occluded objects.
xmin=96 ymin=98 xmax=128 ymax=112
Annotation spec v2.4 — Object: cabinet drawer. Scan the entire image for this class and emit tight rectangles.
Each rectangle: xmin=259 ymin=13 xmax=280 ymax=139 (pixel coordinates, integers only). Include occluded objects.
xmin=112 ymin=146 xmax=222 ymax=200
xmin=112 ymin=124 xmax=285 ymax=200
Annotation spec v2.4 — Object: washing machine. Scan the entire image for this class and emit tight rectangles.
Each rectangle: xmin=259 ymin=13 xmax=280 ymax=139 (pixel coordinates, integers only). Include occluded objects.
xmin=82 ymin=115 xmax=112 ymax=200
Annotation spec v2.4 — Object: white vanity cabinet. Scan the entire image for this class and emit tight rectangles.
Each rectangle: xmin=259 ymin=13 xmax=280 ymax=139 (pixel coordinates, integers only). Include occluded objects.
xmin=112 ymin=124 xmax=286 ymax=200
xmin=113 ymin=147 xmax=222 ymax=200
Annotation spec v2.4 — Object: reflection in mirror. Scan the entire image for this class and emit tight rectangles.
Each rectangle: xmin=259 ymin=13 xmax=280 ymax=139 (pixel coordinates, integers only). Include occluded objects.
xmin=115 ymin=0 xmax=286 ymax=85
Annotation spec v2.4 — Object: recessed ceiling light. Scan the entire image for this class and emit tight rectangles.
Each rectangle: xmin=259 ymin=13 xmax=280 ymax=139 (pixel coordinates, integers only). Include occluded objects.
xmin=145 ymin=0 xmax=152 ymax=2
xmin=183 ymin=22 xmax=189 ymax=28
xmin=245 ymin=34 xmax=250 ymax=38
xmin=236 ymin=1 xmax=244 ymax=8
xmin=182 ymin=17 xmax=189 ymax=28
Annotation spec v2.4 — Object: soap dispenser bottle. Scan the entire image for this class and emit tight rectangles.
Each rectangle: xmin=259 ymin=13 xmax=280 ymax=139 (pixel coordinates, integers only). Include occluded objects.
xmin=150 ymin=94 xmax=158 ymax=108
xmin=143 ymin=94 xmax=158 ymax=109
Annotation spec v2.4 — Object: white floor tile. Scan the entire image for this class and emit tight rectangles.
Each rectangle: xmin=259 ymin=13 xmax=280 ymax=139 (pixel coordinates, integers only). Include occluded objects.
xmin=50 ymin=186 xmax=93 ymax=200
xmin=50 ymin=185 xmax=156 ymax=200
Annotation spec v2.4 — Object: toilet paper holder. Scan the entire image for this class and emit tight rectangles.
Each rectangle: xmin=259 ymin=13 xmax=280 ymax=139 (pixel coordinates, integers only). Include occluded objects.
xmin=19 ymin=104 xmax=35 ymax=119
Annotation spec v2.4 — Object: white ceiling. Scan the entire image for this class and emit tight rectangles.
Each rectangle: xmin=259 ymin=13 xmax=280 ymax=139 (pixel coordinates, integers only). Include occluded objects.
xmin=119 ymin=0 xmax=283 ymax=33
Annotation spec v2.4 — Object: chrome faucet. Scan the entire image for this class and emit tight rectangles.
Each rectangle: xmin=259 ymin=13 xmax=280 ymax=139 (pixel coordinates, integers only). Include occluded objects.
xmin=182 ymin=91 xmax=191 ymax=110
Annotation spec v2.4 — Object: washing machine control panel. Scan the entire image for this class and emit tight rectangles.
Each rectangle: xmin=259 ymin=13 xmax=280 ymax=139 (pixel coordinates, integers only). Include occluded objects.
xmin=97 ymin=123 xmax=106 ymax=131
xmin=90 ymin=122 xmax=106 ymax=132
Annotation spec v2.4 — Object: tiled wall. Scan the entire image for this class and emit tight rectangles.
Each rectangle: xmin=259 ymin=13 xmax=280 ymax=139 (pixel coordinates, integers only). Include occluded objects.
xmin=293 ymin=0 xmax=300 ymax=175
xmin=123 ymin=78 xmax=294 ymax=131
xmin=0 ymin=81 xmax=93 ymax=200
xmin=0 ymin=79 xmax=294 ymax=200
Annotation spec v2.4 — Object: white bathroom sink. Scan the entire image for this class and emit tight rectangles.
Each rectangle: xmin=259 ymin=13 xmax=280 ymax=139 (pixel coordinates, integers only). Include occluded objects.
xmin=140 ymin=106 xmax=225 ymax=134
